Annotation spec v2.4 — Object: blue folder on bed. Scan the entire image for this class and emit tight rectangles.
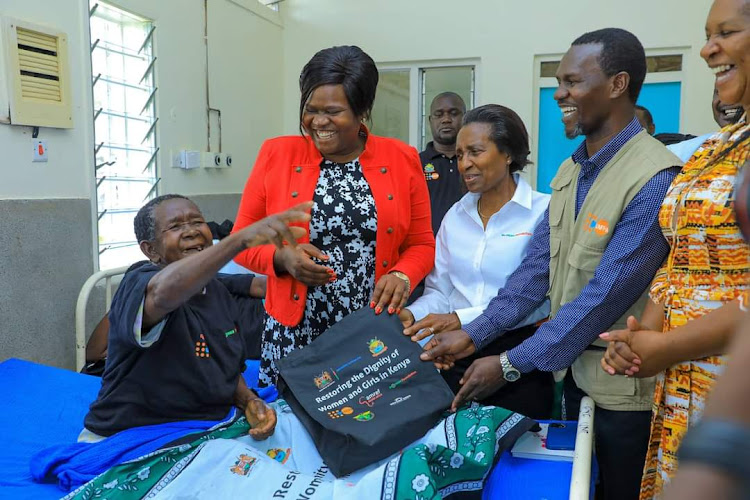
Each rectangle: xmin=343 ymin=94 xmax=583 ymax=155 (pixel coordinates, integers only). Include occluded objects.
xmin=0 ymin=358 xmax=594 ymax=499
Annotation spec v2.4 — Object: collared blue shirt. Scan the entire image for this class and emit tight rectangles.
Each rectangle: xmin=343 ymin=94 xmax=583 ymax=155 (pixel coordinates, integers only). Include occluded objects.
xmin=464 ymin=118 xmax=680 ymax=372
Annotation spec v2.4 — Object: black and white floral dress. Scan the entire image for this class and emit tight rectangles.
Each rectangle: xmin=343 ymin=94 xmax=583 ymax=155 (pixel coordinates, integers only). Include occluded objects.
xmin=259 ymin=158 xmax=378 ymax=386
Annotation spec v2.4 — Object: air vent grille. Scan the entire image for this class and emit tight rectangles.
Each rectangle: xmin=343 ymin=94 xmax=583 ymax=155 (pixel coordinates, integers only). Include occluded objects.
xmin=17 ymin=27 xmax=61 ymax=102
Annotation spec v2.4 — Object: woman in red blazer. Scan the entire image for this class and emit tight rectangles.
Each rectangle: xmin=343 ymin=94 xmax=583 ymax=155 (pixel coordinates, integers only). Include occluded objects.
xmin=233 ymin=45 xmax=435 ymax=386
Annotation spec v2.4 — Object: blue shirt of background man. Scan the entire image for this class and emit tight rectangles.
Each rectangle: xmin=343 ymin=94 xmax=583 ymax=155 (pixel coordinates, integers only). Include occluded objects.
xmin=84 ymin=264 xmax=249 ymax=436
xmin=464 ymin=118 xmax=680 ymax=372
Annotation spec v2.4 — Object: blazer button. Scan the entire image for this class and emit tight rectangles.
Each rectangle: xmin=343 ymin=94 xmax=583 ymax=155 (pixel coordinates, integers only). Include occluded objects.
xmin=380 ymin=167 xmax=387 ymax=173
xmin=382 ymin=260 xmax=388 ymax=267
xmin=387 ymin=227 xmax=394 ymax=234
xmin=387 ymin=194 xmax=394 ymax=200
xmin=291 ymin=191 xmax=298 ymax=198
xmin=293 ymin=293 xmax=299 ymax=300
xmin=295 ymin=166 xmax=302 ymax=173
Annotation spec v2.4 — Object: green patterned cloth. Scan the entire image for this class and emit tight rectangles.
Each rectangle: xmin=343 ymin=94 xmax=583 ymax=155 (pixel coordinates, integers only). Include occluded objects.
xmin=64 ymin=400 xmax=533 ymax=500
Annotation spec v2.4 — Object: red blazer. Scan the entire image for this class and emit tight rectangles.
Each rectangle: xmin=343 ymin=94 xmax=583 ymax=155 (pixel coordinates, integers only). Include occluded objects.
xmin=233 ymin=132 xmax=435 ymax=327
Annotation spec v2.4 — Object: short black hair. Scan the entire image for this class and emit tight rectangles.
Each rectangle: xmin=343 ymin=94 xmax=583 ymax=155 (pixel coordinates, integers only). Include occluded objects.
xmin=134 ymin=194 xmax=192 ymax=243
xmin=572 ymin=28 xmax=646 ymax=103
xmin=430 ymin=92 xmax=466 ymax=112
xmin=462 ymin=104 xmax=531 ymax=174
xmin=635 ymin=105 xmax=654 ymax=127
xmin=299 ymin=46 xmax=379 ymax=130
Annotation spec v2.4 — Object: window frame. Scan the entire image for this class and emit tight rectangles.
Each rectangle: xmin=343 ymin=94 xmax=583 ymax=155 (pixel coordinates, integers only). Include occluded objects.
xmin=375 ymin=59 xmax=479 ymax=149
xmin=89 ymin=1 xmax=160 ymax=271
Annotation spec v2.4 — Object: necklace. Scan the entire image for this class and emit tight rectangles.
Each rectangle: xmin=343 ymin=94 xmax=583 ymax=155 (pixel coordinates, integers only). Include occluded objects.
xmin=477 ymin=197 xmax=493 ymax=219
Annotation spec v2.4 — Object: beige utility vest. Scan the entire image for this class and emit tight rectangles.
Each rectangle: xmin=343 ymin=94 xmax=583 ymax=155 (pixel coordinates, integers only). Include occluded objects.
xmin=548 ymin=130 xmax=680 ymax=411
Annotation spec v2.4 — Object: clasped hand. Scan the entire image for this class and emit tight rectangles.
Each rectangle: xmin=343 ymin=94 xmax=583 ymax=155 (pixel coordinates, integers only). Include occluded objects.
xmin=274 ymin=239 xmax=410 ymax=315
xmin=275 ymin=242 xmax=335 ymax=286
xmin=599 ymin=315 xmax=669 ymax=378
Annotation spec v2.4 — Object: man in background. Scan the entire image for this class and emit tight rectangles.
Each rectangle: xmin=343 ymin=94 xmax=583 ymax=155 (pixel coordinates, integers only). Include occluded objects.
xmin=635 ymin=104 xmax=656 ymax=135
xmin=420 ymin=92 xmax=466 ymax=234
xmin=667 ymin=85 xmax=745 ymax=162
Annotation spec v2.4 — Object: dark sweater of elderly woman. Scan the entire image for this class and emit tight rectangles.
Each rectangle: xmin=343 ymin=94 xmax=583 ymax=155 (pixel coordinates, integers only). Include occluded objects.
xmin=233 ymin=46 xmax=435 ymax=387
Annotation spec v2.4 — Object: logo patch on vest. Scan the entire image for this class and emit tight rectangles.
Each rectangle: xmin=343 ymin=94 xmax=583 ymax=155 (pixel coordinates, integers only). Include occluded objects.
xmin=584 ymin=213 xmax=609 ymax=236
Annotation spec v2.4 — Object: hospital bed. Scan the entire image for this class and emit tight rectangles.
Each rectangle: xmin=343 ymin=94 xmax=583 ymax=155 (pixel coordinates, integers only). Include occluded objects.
xmin=0 ymin=267 xmax=596 ymax=499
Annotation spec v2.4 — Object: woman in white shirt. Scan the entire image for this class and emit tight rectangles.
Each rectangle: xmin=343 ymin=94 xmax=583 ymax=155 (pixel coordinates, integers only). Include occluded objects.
xmin=400 ymin=104 xmax=553 ymax=418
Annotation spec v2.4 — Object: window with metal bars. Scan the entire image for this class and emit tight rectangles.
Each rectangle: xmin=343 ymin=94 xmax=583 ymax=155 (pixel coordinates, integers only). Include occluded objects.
xmin=420 ymin=66 xmax=475 ymax=151
xmin=370 ymin=65 xmax=475 ymax=150
xmin=89 ymin=1 xmax=159 ymax=270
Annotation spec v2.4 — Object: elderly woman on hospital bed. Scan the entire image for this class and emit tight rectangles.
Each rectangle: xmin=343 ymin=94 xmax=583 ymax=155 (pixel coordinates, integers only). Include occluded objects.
xmin=79 ymin=194 xmax=311 ymax=442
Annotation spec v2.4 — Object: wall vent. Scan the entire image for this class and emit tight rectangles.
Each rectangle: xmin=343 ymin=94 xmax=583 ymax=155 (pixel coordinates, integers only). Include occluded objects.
xmin=2 ymin=18 xmax=73 ymax=128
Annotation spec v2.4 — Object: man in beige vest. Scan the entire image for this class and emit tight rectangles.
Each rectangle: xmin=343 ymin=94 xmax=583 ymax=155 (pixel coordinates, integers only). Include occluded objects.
xmin=417 ymin=28 xmax=681 ymax=500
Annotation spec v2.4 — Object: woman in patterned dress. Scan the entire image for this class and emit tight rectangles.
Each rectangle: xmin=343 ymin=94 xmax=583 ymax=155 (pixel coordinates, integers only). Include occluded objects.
xmin=599 ymin=0 xmax=750 ymax=497
xmin=232 ymin=46 xmax=435 ymax=387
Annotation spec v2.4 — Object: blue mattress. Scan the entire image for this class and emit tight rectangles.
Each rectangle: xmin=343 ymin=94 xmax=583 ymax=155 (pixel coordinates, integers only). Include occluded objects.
xmin=0 ymin=358 xmax=594 ymax=499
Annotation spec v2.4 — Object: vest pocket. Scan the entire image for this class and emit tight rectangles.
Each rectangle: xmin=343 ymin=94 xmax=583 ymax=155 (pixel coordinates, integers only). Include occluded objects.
xmin=567 ymin=242 xmax=604 ymax=273
xmin=548 ymin=237 xmax=562 ymax=291
xmin=548 ymin=199 xmax=565 ymax=228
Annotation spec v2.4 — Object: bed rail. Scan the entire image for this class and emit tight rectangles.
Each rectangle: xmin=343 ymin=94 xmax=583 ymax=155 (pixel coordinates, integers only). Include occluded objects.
xmin=569 ymin=396 xmax=595 ymax=500
xmin=75 ymin=266 xmax=130 ymax=371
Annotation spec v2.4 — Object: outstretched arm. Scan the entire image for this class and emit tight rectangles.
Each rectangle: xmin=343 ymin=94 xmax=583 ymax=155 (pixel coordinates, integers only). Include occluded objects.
xmin=143 ymin=203 xmax=311 ymax=330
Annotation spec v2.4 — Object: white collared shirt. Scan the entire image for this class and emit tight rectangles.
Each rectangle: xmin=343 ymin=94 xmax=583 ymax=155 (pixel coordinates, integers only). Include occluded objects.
xmin=408 ymin=173 xmax=551 ymax=329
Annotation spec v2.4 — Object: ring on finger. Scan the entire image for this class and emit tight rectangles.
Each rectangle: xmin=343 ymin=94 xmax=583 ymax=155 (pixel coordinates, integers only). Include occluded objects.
xmin=427 ymin=326 xmax=435 ymax=335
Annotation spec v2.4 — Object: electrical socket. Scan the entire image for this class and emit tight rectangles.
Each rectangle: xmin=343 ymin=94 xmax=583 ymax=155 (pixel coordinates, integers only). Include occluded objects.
xmin=201 ymin=152 xmax=231 ymax=168
xmin=202 ymin=152 xmax=221 ymax=168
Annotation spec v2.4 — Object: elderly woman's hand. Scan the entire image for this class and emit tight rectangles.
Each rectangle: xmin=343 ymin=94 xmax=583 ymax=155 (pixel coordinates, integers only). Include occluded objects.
xmin=370 ymin=273 xmax=410 ymax=315
xmin=403 ymin=313 xmax=461 ymax=342
xmin=245 ymin=397 xmax=277 ymax=441
xmin=239 ymin=201 xmax=312 ymax=250
xmin=273 ymin=242 xmax=334 ymax=287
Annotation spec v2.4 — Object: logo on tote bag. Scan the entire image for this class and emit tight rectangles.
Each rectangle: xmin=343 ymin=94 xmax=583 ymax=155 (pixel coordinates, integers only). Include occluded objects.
xmin=353 ymin=411 xmax=375 ymax=422
xmin=314 ymin=370 xmax=337 ymax=390
xmin=266 ymin=448 xmax=292 ymax=464
xmin=230 ymin=454 xmax=257 ymax=476
xmin=368 ymin=338 xmax=388 ymax=357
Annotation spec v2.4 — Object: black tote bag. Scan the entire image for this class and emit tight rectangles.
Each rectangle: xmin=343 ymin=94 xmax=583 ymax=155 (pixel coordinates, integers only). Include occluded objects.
xmin=276 ymin=306 xmax=455 ymax=477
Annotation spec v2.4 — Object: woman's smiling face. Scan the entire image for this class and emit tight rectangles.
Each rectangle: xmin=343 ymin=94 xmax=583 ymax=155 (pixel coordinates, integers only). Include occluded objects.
xmin=302 ymin=84 xmax=364 ymax=163
xmin=701 ymin=0 xmax=750 ymax=111
xmin=456 ymin=122 xmax=512 ymax=194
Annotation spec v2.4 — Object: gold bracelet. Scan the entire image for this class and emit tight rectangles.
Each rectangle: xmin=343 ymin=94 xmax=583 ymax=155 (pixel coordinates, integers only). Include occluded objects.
xmin=389 ymin=271 xmax=411 ymax=293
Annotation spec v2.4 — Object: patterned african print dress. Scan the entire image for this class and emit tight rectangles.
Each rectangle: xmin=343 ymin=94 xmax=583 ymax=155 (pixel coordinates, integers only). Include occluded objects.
xmin=259 ymin=158 xmax=378 ymax=387
xmin=640 ymin=116 xmax=750 ymax=499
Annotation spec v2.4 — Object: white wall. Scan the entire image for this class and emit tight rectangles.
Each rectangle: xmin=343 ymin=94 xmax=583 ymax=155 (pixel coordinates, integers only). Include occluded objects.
xmin=0 ymin=0 xmax=285 ymax=201
xmin=0 ymin=0 xmax=94 ymax=200
xmin=104 ymin=0 xmax=285 ymax=197
xmin=280 ymin=0 xmax=717 ymax=154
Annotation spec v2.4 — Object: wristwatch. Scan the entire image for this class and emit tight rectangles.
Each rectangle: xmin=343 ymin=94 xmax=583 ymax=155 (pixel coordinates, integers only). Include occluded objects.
xmin=389 ymin=271 xmax=411 ymax=293
xmin=499 ymin=352 xmax=521 ymax=382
